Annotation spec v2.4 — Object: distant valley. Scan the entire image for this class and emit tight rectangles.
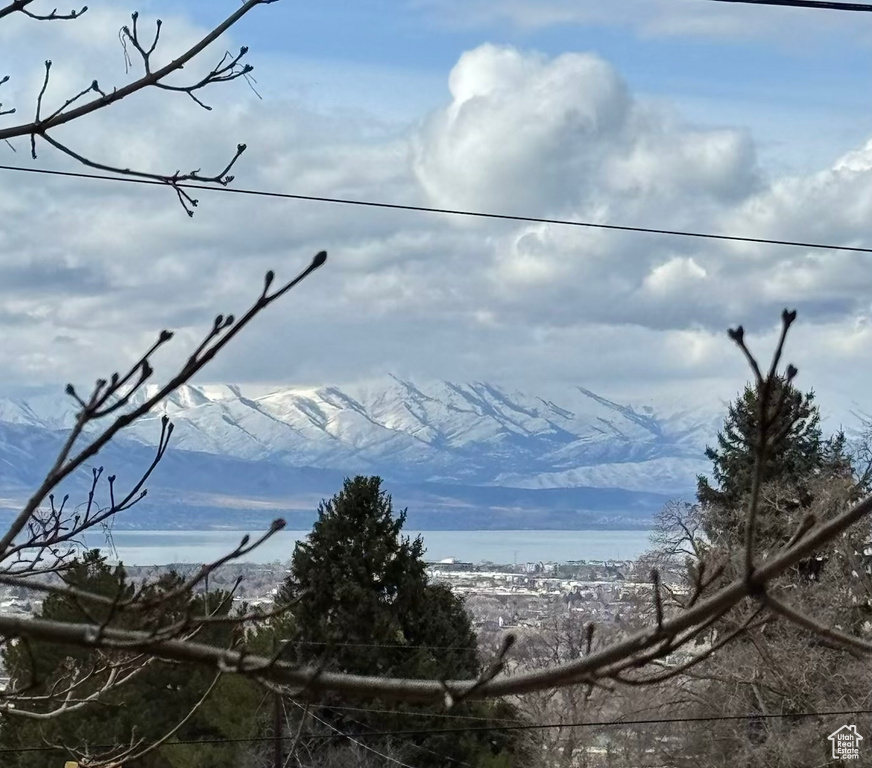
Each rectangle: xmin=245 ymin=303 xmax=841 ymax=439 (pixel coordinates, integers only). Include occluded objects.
xmin=0 ymin=377 xmax=722 ymax=530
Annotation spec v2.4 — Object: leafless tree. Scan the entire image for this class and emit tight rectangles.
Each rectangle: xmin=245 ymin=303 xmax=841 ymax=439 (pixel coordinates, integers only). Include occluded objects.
xmin=633 ymin=549 xmax=872 ymax=768
xmin=639 ymin=440 xmax=872 ymax=765
xmin=6 ymin=308 xmax=872 ymax=720
xmin=848 ymin=410 xmax=872 ymax=493
xmin=6 ymin=11 xmax=872 ymax=757
xmin=0 ymin=0 xmax=277 ymax=214
xmin=649 ymin=500 xmax=708 ymax=564
xmin=0 ymin=249 xmax=327 ymax=766
xmin=512 ymin=617 xmax=627 ymax=768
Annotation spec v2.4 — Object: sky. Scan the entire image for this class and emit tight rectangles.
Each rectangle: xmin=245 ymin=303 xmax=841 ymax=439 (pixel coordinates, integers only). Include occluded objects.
xmin=2 ymin=0 xmax=872 ymax=425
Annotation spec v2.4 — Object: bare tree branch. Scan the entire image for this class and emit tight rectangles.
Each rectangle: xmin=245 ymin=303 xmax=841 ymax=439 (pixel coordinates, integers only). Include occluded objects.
xmin=0 ymin=476 xmax=870 ymax=705
xmin=0 ymin=0 xmax=86 ymax=22
xmin=4 ymin=270 xmax=872 ymax=768
xmin=761 ymin=591 xmax=872 ymax=653
xmin=73 ymin=669 xmax=223 ymax=767
xmin=727 ymin=310 xmax=798 ymax=581
xmin=0 ymin=251 xmax=326 ymax=566
xmin=0 ymin=0 xmax=279 ymax=213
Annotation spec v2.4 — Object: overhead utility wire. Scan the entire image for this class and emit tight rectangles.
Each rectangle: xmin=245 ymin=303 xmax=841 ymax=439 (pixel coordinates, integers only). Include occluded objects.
xmin=299 ymin=699 xmax=482 ymax=768
xmin=1 ymin=164 xmax=871 ymax=254
xmin=708 ymin=0 xmax=872 ymax=11
xmin=314 ymin=703 xmax=524 ymax=724
xmin=2 ymin=706 xmax=871 ymax=754
xmin=276 ymin=638 xmax=481 ymax=652
xmin=261 ymin=706 xmax=872 ymax=740
xmin=289 ymin=699 xmax=426 ymax=768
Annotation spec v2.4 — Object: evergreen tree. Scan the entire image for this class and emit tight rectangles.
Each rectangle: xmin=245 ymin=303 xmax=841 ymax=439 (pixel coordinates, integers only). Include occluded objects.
xmin=275 ymin=476 xmax=521 ymax=767
xmin=696 ymin=376 xmax=852 ymax=549
xmin=0 ymin=550 xmax=263 ymax=768
xmin=648 ymin=375 xmax=872 ymax=768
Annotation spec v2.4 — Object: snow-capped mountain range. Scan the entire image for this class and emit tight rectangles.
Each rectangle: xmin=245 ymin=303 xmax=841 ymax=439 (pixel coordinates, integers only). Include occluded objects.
xmin=0 ymin=377 xmax=723 ymax=529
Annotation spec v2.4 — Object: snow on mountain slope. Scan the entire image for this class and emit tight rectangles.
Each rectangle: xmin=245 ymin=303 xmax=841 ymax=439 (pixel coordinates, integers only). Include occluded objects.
xmin=0 ymin=377 xmax=720 ymax=495
xmin=491 ymin=457 xmax=710 ymax=495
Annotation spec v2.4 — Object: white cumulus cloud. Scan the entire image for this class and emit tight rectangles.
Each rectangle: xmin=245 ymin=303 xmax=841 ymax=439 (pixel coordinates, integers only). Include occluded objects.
xmin=2 ymin=14 xmax=872 ymax=425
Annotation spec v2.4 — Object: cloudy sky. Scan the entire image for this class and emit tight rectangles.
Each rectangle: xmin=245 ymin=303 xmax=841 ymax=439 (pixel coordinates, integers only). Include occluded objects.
xmin=2 ymin=0 xmax=872 ymax=424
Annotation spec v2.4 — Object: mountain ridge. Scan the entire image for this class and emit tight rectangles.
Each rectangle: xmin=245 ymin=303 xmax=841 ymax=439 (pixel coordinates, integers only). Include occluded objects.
xmin=0 ymin=376 xmax=720 ymax=490
xmin=0 ymin=377 xmax=721 ymax=528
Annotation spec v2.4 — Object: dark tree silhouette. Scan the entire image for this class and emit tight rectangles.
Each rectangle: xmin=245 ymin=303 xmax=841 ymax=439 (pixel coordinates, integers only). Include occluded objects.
xmin=697 ymin=375 xmax=852 ymax=550
xmin=276 ymin=476 xmax=520 ymax=768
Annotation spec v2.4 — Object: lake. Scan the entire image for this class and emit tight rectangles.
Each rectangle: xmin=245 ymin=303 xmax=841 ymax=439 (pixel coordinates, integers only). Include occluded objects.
xmin=79 ymin=529 xmax=655 ymax=566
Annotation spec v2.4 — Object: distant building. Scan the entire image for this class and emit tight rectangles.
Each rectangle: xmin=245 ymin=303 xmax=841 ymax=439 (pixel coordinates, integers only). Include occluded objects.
xmin=476 ymin=620 xmax=501 ymax=632
xmin=426 ymin=559 xmax=474 ymax=572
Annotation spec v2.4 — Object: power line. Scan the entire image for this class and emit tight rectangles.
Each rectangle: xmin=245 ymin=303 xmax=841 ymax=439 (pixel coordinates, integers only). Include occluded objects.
xmin=278 ymin=638 xmax=482 ymax=652
xmin=284 ymin=707 xmax=872 ymax=739
xmin=709 ymin=0 xmax=872 ymax=11
xmin=305 ymin=701 xmax=478 ymax=768
xmin=289 ymin=700 xmax=425 ymax=768
xmin=0 ymin=706 xmax=869 ymax=754
xmin=1 ymin=163 xmax=871 ymax=254
xmin=314 ymin=703 xmax=525 ymax=725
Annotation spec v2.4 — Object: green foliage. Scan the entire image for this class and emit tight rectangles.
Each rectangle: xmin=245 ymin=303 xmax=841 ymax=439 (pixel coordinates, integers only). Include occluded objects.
xmin=0 ymin=550 xmax=264 ymax=768
xmin=274 ymin=475 xmax=523 ymax=767
xmin=696 ymin=376 xmax=852 ymax=548
xmin=644 ymin=375 xmax=872 ymax=768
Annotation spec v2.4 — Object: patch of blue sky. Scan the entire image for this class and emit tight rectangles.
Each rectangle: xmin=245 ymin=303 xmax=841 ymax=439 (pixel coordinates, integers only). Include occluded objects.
xmin=150 ymin=0 xmax=872 ymax=170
